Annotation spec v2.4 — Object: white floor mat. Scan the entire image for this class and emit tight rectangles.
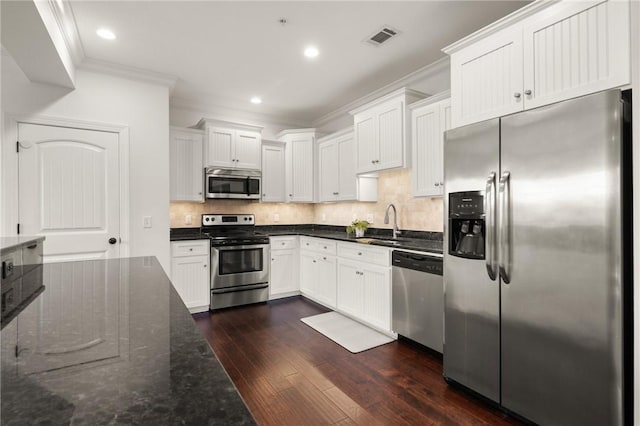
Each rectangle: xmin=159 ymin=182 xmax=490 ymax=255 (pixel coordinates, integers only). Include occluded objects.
xmin=300 ymin=311 xmax=394 ymax=353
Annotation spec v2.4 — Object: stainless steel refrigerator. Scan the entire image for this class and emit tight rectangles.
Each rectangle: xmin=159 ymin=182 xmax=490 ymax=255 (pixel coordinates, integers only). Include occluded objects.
xmin=443 ymin=89 xmax=632 ymax=426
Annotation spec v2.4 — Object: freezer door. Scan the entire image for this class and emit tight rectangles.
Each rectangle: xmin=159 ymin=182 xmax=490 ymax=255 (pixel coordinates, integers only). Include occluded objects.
xmin=443 ymin=118 xmax=500 ymax=402
xmin=500 ymin=90 xmax=623 ymax=425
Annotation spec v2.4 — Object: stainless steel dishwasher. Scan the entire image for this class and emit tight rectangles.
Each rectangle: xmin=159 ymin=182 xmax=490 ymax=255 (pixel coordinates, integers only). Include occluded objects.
xmin=392 ymin=250 xmax=443 ymax=352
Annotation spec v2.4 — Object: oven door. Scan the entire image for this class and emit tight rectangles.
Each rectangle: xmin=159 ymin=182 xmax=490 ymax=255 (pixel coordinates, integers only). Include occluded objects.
xmin=206 ymin=175 xmax=261 ymax=199
xmin=211 ymin=244 xmax=270 ymax=290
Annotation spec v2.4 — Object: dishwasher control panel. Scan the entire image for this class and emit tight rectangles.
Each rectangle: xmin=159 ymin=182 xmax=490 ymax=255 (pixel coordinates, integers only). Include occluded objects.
xmin=392 ymin=251 xmax=442 ymax=275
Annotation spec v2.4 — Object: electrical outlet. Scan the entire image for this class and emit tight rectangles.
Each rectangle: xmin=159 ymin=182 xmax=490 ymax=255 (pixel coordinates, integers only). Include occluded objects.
xmin=185 ymin=214 xmax=192 ymax=225
xmin=273 ymin=213 xmax=280 ymax=222
xmin=366 ymin=213 xmax=374 ymax=223
xmin=143 ymin=216 xmax=152 ymax=228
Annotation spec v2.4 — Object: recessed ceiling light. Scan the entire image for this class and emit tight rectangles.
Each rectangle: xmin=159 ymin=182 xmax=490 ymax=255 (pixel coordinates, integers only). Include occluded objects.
xmin=250 ymin=97 xmax=262 ymax=105
xmin=96 ymin=28 xmax=116 ymax=40
xmin=304 ymin=46 xmax=319 ymax=58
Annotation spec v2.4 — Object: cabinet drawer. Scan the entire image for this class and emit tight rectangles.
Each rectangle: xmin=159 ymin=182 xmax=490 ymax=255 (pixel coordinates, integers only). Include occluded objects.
xmin=270 ymin=236 xmax=298 ymax=250
xmin=171 ymin=240 xmax=210 ymax=257
xmin=337 ymin=243 xmax=390 ymax=267
xmin=300 ymin=237 xmax=337 ymax=255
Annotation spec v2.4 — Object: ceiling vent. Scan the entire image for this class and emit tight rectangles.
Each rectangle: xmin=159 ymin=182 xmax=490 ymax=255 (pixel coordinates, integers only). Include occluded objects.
xmin=365 ymin=26 xmax=400 ymax=46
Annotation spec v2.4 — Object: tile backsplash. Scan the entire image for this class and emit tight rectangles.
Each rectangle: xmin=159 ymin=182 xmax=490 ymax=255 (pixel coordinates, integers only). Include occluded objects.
xmin=170 ymin=168 xmax=443 ymax=232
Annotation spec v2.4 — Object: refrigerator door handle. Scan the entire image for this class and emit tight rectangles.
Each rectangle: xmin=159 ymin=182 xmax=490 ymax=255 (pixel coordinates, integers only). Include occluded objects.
xmin=499 ymin=171 xmax=511 ymax=284
xmin=485 ymin=172 xmax=497 ymax=280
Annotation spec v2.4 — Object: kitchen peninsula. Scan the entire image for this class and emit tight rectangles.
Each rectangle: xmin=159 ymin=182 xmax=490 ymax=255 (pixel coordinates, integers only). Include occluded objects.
xmin=1 ymin=257 xmax=254 ymax=425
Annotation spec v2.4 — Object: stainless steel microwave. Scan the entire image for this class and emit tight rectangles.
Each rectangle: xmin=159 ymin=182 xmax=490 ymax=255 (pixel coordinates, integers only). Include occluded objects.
xmin=205 ymin=168 xmax=261 ymax=200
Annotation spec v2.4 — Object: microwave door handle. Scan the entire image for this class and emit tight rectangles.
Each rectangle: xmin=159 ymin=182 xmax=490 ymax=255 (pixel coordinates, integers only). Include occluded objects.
xmin=246 ymin=177 xmax=250 ymax=197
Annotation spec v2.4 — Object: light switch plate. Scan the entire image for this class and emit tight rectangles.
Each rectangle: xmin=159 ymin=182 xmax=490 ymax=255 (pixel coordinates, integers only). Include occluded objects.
xmin=185 ymin=215 xmax=192 ymax=225
xmin=273 ymin=214 xmax=280 ymax=222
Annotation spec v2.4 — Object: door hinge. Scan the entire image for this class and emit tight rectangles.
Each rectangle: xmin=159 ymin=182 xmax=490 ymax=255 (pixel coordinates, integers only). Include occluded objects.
xmin=16 ymin=223 xmax=20 ymax=235
xmin=16 ymin=141 xmax=19 ymax=153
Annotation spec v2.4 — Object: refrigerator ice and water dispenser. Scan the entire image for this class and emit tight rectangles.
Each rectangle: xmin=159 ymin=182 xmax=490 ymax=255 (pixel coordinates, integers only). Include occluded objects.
xmin=448 ymin=191 xmax=485 ymax=259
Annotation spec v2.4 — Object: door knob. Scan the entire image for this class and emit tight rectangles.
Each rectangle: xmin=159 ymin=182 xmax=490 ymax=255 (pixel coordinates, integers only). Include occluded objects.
xmin=108 ymin=237 xmax=117 ymax=245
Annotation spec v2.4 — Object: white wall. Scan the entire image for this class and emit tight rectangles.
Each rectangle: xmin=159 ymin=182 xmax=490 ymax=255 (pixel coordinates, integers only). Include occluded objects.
xmin=1 ymin=54 xmax=171 ymax=271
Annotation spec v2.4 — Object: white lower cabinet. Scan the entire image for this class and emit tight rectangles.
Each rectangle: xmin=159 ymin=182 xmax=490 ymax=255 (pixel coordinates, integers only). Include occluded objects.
xmin=270 ymin=236 xmax=299 ymax=299
xmin=336 ymin=242 xmax=392 ymax=333
xmin=299 ymin=237 xmax=337 ymax=309
xmin=170 ymin=240 xmax=210 ymax=313
xmin=337 ymin=259 xmax=391 ymax=332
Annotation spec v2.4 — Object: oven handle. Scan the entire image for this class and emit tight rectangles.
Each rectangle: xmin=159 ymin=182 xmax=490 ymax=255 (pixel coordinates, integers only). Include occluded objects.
xmin=211 ymin=283 xmax=269 ymax=294
xmin=212 ymin=244 xmax=270 ymax=252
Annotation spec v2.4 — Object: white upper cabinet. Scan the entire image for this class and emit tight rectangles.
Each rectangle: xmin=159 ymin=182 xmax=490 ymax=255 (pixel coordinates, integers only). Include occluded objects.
xmin=444 ymin=0 xmax=630 ymax=127
xmin=350 ymin=88 xmax=427 ymax=174
xmin=317 ymin=129 xmax=358 ymax=202
xmin=277 ymin=129 xmax=318 ymax=203
xmin=261 ymin=141 xmax=286 ymax=203
xmin=410 ymin=93 xmax=451 ymax=197
xmin=169 ymin=127 xmax=204 ymax=202
xmin=197 ymin=119 xmax=263 ymax=170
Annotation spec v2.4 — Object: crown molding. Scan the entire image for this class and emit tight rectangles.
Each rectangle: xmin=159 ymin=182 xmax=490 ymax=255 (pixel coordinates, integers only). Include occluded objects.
xmin=51 ymin=0 xmax=85 ymax=65
xmin=275 ymin=128 xmax=318 ymax=140
xmin=442 ymin=0 xmax=556 ymax=55
xmin=408 ymin=90 xmax=451 ymax=110
xmin=78 ymin=58 xmax=178 ymax=90
xmin=312 ymin=57 xmax=449 ymax=129
xmin=170 ymin=95 xmax=310 ymax=130
xmin=316 ymin=126 xmax=353 ymax=144
xmin=195 ymin=118 xmax=263 ymax=133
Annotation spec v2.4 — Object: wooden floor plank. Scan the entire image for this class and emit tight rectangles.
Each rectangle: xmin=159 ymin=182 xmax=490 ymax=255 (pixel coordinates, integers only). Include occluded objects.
xmin=194 ymin=296 xmax=523 ymax=426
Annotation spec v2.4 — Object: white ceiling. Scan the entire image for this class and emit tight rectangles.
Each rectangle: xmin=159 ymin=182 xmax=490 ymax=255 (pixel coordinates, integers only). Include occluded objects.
xmin=69 ymin=1 xmax=529 ymax=124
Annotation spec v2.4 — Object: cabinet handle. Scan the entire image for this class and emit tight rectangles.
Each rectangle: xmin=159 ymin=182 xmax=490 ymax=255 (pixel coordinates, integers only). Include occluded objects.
xmin=524 ymin=89 xmax=532 ymax=96
xmin=513 ymin=92 xmax=521 ymax=99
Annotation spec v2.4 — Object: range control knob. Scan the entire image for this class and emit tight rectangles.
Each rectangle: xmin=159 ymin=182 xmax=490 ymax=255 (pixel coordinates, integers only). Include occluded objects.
xmin=205 ymin=217 xmax=210 ymax=222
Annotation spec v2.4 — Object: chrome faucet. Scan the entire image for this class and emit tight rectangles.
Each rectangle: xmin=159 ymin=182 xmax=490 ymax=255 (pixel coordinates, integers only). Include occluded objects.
xmin=384 ymin=203 xmax=401 ymax=239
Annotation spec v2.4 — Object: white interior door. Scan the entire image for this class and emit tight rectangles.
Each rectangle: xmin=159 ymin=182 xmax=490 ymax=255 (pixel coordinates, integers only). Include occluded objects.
xmin=18 ymin=123 xmax=121 ymax=262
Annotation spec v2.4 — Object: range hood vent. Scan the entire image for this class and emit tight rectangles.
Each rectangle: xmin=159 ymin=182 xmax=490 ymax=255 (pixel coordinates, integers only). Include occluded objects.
xmin=366 ymin=26 xmax=399 ymax=46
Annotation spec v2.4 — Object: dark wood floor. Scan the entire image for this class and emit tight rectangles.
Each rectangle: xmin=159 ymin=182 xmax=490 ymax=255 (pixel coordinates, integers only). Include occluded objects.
xmin=193 ymin=297 xmax=521 ymax=426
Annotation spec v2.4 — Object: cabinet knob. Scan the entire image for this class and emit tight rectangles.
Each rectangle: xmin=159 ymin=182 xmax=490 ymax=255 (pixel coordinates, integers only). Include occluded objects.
xmin=524 ymin=89 xmax=532 ymax=96
xmin=313 ymin=260 xmax=316 ymax=263
xmin=189 ymin=248 xmax=193 ymax=251
xmin=198 ymin=192 xmax=202 ymax=195
xmin=371 ymin=160 xmax=375 ymax=164
xmin=289 ymin=194 xmax=293 ymax=197
xmin=281 ymin=242 xmax=285 ymax=245
xmin=108 ymin=237 xmax=117 ymax=245
xmin=204 ymin=264 xmax=207 ymax=268
xmin=272 ymin=258 xmax=275 ymax=261
xmin=358 ymin=252 xmax=362 ymax=256
xmin=323 ymin=246 xmax=327 ymax=249
xmin=435 ymin=182 xmax=440 ymax=187
xmin=513 ymin=92 xmax=521 ymax=99
xmin=440 ymin=181 xmax=444 ymax=186
xmin=323 ymin=257 xmax=326 ymax=260
xmin=262 ymin=193 xmax=266 ymax=196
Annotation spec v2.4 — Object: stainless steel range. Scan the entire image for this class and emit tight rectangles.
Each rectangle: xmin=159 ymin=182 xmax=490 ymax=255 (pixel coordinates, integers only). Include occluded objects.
xmin=201 ymin=214 xmax=270 ymax=310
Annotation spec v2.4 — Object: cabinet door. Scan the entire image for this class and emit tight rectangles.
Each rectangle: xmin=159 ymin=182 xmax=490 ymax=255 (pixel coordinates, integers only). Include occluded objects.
xmin=412 ymin=103 xmax=441 ymax=197
xmin=336 ymin=134 xmax=357 ymax=201
xmin=361 ymin=265 xmax=391 ymax=331
xmin=299 ymin=252 xmax=316 ymax=296
xmin=522 ymin=0 xmax=630 ymax=110
xmin=261 ymin=144 xmax=286 ymax=202
xmin=376 ymin=101 xmax=404 ymax=170
xmin=355 ymin=113 xmax=377 ymax=173
xmin=170 ymin=130 xmax=204 ymax=201
xmin=336 ymin=260 xmax=364 ymax=318
xmin=171 ymin=255 xmax=210 ymax=312
xmin=315 ymin=256 xmax=337 ymax=309
xmin=318 ymin=140 xmax=338 ymax=202
xmin=450 ymin=27 xmax=524 ymax=127
xmin=270 ymin=249 xmax=299 ymax=298
xmin=235 ymin=130 xmax=261 ymax=170
xmin=206 ymin=127 xmax=235 ymax=168
xmin=287 ymin=137 xmax=314 ymax=202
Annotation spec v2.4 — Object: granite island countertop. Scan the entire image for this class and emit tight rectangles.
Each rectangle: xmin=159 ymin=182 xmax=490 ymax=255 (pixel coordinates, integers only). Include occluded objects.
xmin=1 ymin=257 xmax=255 ymax=425
xmin=170 ymin=225 xmax=443 ymax=254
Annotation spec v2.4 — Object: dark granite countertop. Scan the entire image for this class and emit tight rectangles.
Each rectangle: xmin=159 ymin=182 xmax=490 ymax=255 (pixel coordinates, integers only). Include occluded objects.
xmin=1 ymin=257 xmax=255 ymax=425
xmin=171 ymin=225 xmax=443 ymax=254
xmin=0 ymin=236 xmax=46 ymax=255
